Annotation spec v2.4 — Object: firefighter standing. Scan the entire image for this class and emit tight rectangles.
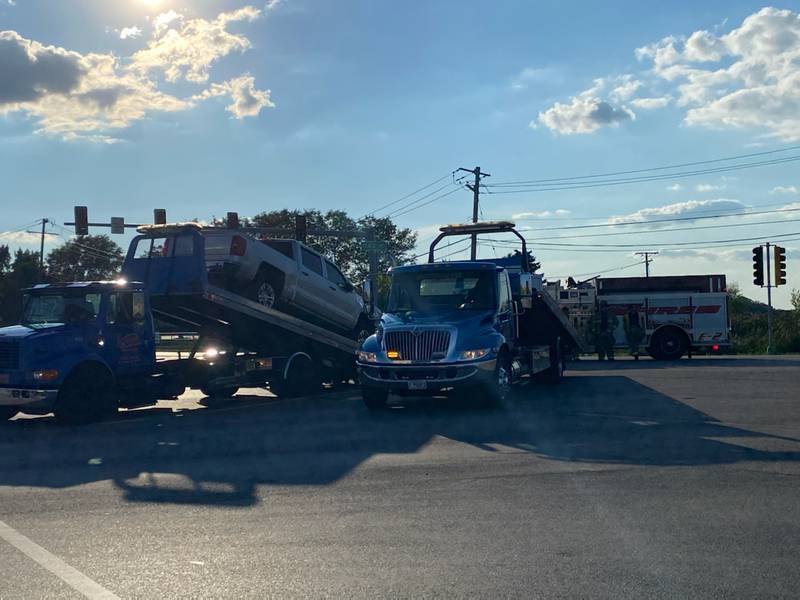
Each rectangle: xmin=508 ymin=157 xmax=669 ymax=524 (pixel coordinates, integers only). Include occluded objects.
xmin=625 ymin=308 xmax=645 ymax=360
xmin=590 ymin=301 xmax=618 ymax=361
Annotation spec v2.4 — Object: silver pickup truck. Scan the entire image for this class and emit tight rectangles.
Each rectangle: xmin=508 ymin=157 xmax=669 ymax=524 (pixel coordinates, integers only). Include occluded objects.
xmin=204 ymin=230 xmax=371 ymax=338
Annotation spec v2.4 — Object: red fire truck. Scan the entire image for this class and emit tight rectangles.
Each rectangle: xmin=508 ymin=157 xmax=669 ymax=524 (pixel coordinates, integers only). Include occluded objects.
xmin=552 ymin=275 xmax=730 ymax=360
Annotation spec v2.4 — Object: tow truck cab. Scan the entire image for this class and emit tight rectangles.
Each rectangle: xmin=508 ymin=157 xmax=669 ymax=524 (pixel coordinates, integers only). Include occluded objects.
xmin=358 ymin=261 xmax=514 ymax=393
xmin=0 ymin=281 xmax=155 ymax=417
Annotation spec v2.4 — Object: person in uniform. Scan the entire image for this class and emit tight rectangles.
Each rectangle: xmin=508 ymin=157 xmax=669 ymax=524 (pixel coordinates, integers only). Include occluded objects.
xmin=589 ymin=301 xmax=618 ymax=361
xmin=625 ymin=308 xmax=645 ymax=360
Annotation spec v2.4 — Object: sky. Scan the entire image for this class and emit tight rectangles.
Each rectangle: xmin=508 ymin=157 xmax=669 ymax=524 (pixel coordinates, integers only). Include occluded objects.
xmin=1 ymin=0 xmax=799 ymax=307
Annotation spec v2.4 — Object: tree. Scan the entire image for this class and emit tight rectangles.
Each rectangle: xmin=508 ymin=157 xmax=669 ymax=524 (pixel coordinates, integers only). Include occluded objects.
xmin=241 ymin=209 xmax=418 ymax=282
xmin=0 ymin=249 xmax=41 ymax=325
xmin=503 ymin=249 xmax=541 ymax=273
xmin=791 ymin=288 xmax=800 ymax=312
xmin=46 ymin=235 xmax=124 ymax=282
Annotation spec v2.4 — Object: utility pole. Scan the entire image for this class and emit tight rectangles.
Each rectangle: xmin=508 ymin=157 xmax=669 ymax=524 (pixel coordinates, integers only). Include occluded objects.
xmin=635 ymin=251 xmax=658 ymax=277
xmin=39 ymin=218 xmax=49 ymax=274
xmin=457 ymin=166 xmax=490 ymax=260
xmin=765 ymin=241 xmax=773 ymax=354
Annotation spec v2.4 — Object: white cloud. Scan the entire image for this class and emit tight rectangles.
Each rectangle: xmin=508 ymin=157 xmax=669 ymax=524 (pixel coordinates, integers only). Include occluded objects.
xmin=630 ymin=96 xmax=671 ymax=109
xmin=666 ymin=183 xmax=683 ymax=191
xmin=195 ymin=74 xmax=274 ymax=119
xmin=512 ymin=209 xmax=571 ymax=219
xmin=132 ymin=7 xmax=262 ymax=84
xmin=152 ymin=10 xmax=184 ymax=37
xmin=119 ymin=26 xmax=142 ymax=40
xmin=536 ymin=75 xmax=637 ymax=134
xmin=537 ymin=96 xmax=634 ymax=134
xmin=609 ymin=198 xmax=747 ymax=226
xmin=637 ymin=7 xmax=800 ymax=141
xmin=0 ymin=230 xmax=44 ymax=245
xmin=510 ymin=66 xmax=560 ymax=91
xmin=770 ymin=185 xmax=799 ymax=195
xmin=0 ymin=6 xmax=273 ymax=140
xmin=695 ymin=182 xmax=725 ymax=192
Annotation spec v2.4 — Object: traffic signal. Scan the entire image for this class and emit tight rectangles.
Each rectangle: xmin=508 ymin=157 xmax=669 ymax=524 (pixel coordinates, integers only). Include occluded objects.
xmin=74 ymin=206 xmax=89 ymax=235
xmin=226 ymin=212 xmax=239 ymax=229
xmin=774 ymin=245 xmax=787 ymax=286
xmin=752 ymin=245 xmax=764 ymax=286
xmin=154 ymin=208 xmax=167 ymax=225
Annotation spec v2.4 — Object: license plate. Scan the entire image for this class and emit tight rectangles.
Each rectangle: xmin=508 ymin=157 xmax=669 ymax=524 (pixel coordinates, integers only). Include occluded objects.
xmin=408 ymin=381 xmax=427 ymax=391
xmin=0 ymin=374 xmax=8 ymax=384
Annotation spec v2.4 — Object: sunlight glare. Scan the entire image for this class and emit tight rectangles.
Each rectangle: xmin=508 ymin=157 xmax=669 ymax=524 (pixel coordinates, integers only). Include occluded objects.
xmin=140 ymin=0 xmax=164 ymax=8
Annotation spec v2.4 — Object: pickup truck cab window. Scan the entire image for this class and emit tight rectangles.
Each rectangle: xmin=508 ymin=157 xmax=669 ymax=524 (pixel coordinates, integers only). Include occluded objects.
xmin=325 ymin=261 xmax=347 ymax=288
xmin=262 ymin=239 xmax=294 ymax=259
xmin=301 ymin=247 xmax=323 ymax=275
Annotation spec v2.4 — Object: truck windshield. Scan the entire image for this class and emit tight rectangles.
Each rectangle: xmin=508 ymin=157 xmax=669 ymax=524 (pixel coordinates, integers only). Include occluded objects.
xmin=388 ymin=270 xmax=496 ymax=313
xmin=21 ymin=292 xmax=102 ymax=326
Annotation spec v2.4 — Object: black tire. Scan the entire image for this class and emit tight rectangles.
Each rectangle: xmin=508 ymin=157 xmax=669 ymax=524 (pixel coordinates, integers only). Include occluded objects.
xmin=54 ymin=366 xmax=116 ymax=425
xmin=543 ymin=337 xmax=564 ymax=384
xmin=484 ymin=351 xmax=512 ymax=408
xmin=362 ymin=387 xmax=389 ymax=410
xmin=649 ymin=328 xmax=687 ymax=361
xmin=248 ymin=273 xmax=281 ymax=310
xmin=0 ymin=406 xmax=18 ymax=421
xmin=351 ymin=316 xmax=375 ymax=343
xmin=271 ymin=355 xmax=319 ymax=398
xmin=200 ymin=386 xmax=239 ymax=399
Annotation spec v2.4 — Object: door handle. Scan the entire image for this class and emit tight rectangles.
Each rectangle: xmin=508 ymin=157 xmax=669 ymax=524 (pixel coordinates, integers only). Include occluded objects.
xmin=301 ymin=271 xmax=310 ymax=276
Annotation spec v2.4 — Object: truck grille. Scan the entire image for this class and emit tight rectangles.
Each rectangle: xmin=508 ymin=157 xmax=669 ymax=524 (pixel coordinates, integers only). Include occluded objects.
xmin=0 ymin=339 xmax=20 ymax=370
xmin=384 ymin=330 xmax=450 ymax=361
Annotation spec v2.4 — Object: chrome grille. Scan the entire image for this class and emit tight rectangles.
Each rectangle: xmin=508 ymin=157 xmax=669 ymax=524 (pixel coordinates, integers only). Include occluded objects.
xmin=0 ymin=339 xmax=20 ymax=370
xmin=384 ymin=330 xmax=450 ymax=361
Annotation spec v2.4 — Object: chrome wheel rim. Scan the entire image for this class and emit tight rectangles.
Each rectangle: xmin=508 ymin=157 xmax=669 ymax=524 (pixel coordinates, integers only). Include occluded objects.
xmin=257 ymin=283 xmax=276 ymax=308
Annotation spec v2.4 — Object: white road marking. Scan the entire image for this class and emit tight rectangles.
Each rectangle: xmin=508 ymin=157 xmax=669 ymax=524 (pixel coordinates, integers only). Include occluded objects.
xmin=0 ymin=519 xmax=120 ymax=600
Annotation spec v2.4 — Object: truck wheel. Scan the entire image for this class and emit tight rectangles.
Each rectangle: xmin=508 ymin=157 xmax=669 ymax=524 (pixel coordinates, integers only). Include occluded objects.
xmin=54 ymin=367 xmax=116 ymax=425
xmin=649 ymin=328 xmax=687 ymax=360
xmin=200 ymin=386 xmax=239 ymax=399
xmin=362 ymin=388 xmax=389 ymax=410
xmin=271 ymin=355 xmax=319 ymax=398
xmin=485 ymin=351 xmax=512 ymax=407
xmin=351 ymin=316 xmax=374 ymax=343
xmin=0 ymin=407 xmax=18 ymax=421
xmin=543 ymin=337 xmax=564 ymax=384
xmin=248 ymin=274 xmax=281 ymax=310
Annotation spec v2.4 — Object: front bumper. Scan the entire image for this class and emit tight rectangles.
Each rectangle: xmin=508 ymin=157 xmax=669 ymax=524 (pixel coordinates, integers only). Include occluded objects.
xmin=358 ymin=358 xmax=496 ymax=393
xmin=0 ymin=387 xmax=58 ymax=409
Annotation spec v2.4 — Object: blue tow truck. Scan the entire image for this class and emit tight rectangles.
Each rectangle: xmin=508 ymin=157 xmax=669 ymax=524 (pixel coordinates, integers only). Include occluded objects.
xmin=0 ymin=224 xmax=361 ymax=423
xmin=357 ymin=221 xmax=583 ymax=409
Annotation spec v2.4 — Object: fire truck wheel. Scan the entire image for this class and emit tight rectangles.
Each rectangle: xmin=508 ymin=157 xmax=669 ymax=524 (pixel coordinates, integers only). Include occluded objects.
xmin=649 ymin=327 xmax=688 ymax=360
xmin=0 ymin=406 xmax=18 ymax=421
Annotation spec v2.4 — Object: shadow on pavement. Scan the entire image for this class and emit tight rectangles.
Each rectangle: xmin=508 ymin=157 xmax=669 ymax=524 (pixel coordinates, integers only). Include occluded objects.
xmin=0 ymin=366 xmax=798 ymax=507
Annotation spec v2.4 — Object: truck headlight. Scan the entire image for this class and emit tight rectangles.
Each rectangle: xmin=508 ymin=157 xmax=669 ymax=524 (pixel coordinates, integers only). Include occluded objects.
xmin=357 ymin=351 xmax=378 ymax=363
xmin=33 ymin=369 xmax=59 ymax=382
xmin=458 ymin=348 xmax=490 ymax=361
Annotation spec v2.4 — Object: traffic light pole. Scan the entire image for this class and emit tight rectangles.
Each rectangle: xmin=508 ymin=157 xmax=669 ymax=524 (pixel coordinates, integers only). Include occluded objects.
xmin=765 ymin=242 xmax=773 ymax=355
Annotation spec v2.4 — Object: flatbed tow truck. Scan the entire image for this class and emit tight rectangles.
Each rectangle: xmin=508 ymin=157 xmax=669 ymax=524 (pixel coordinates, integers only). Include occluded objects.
xmin=0 ymin=224 xmax=360 ymax=423
xmin=356 ymin=222 xmax=583 ymax=408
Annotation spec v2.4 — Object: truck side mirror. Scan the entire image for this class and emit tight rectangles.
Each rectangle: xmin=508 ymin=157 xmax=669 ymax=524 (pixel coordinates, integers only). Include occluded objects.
xmin=362 ymin=278 xmax=375 ymax=313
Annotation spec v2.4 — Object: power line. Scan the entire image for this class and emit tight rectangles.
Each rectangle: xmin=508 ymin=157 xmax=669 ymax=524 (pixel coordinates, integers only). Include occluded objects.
xmin=484 ymin=155 xmax=800 ymax=193
xmin=516 ymin=205 xmax=800 ymax=232
xmin=520 ymin=215 xmax=800 ymax=241
xmin=364 ymin=173 xmax=453 ymax=218
xmin=488 ymin=143 xmax=800 ymax=187
xmin=509 ymin=230 xmax=800 ymax=249
xmin=389 ymin=186 xmax=464 ymax=219
xmin=551 ymin=260 xmax=647 ymax=279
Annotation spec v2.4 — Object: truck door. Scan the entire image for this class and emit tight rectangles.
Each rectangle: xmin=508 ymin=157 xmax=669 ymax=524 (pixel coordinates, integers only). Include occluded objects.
xmin=324 ymin=260 xmax=360 ymax=330
xmin=497 ymin=272 xmax=514 ymax=345
xmin=295 ymin=247 xmax=332 ymax=322
xmin=104 ymin=290 xmax=154 ymax=376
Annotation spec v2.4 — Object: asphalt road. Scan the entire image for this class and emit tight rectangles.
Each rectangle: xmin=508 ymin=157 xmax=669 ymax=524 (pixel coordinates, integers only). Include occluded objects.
xmin=1 ymin=356 xmax=799 ymax=599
